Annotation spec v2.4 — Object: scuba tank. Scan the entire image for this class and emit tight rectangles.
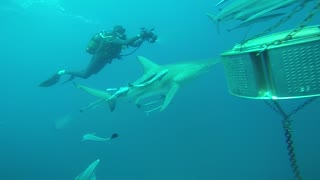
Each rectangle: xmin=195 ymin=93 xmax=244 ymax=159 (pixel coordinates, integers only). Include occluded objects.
xmin=86 ymin=33 xmax=103 ymax=54
xmin=86 ymin=31 xmax=112 ymax=54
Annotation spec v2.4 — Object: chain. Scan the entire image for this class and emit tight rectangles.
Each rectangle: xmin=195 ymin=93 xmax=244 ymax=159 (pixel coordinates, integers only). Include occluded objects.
xmin=240 ymin=0 xmax=320 ymax=53
xmin=264 ymin=96 xmax=318 ymax=180
xmin=268 ymin=99 xmax=301 ymax=180
xmin=251 ymin=2 xmax=319 ymax=179
xmin=282 ymin=119 xmax=302 ymax=180
xmin=257 ymin=0 xmax=320 ymax=54
xmin=265 ymin=97 xmax=318 ymax=121
xmin=264 ymin=100 xmax=281 ymax=116
xmin=270 ymin=99 xmax=289 ymax=120
xmin=241 ymin=0 xmax=308 ymax=45
xmin=287 ymin=97 xmax=318 ymax=118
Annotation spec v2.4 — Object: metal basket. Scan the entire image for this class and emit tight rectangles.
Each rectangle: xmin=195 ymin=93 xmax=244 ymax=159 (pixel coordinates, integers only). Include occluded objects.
xmin=221 ymin=25 xmax=320 ymax=99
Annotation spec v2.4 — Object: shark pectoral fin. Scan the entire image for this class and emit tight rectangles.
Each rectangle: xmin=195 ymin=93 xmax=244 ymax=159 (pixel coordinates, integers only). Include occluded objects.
xmin=134 ymin=97 xmax=142 ymax=107
xmin=161 ymin=84 xmax=179 ymax=112
xmin=136 ymin=104 xmax=142 ymax=109
xmin=206 ymin=12 xmax=216 ymax=23
xmin=106 ymin=99 xmax=116 ymax=112
xmin=206 ymin=12 xmax=220 ymax=33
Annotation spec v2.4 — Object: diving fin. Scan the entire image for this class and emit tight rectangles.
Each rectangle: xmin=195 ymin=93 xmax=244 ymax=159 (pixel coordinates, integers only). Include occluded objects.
xmin=38 ymin=73 xmax=61 ymax=87
xmin=110 ymin=133 xmax=119 ymax=139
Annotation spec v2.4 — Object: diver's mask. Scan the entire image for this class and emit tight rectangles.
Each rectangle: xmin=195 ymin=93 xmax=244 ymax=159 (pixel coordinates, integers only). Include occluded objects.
xmin=115 ymin=32 xmax=127 ymax=40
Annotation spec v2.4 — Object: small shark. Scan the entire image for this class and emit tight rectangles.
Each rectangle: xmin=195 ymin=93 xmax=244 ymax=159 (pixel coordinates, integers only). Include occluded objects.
xmin=211 ymin=0 xmax=309 ymax=23
xmin=75 ymin=159 xmax=100 ymax=180
xmin=82 ymin=133 xmax=119 ymax=142
xmin=216 ymin=0 xmax=229 ymax=7
xmin=82 ymin=133 xmax=109 ymax=142
xmin=128 ymin=68 xmax=169 ymax=87
xmin=75 ymin=56 xmax=219 ymax=113
xmin=226 ymin=12 xmax=286 ymax=32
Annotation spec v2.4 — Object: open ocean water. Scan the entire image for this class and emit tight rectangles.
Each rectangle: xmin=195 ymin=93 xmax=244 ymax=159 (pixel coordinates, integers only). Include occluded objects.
xmin=1 ymin=0 xmax=320 ymax=179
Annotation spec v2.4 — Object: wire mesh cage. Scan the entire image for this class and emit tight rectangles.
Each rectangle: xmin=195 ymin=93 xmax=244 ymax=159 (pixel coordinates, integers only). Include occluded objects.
xmin=221 ymin=25 xmax=320 ymax=99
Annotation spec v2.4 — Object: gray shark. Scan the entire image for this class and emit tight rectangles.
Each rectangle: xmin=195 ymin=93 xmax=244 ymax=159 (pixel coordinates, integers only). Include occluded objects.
xmin=75 ymin=159 xmax=100 ymax=180
xmin=210 ymin=0 xmax=309 ymax=23
xmin=75 ymin=56 xmax=219 ymax=113
xmin=216 ymin=0 xmax=229 ymax=7
xmin=82 ymin=133 xmax=109 ymax=142
xmin=226 ymin=12 xmax=286 ymax=32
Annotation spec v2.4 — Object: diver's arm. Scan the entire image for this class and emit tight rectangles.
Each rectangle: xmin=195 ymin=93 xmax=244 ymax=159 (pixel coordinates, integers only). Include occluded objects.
xmin=129 ymin=39 xmax=144 ymax=47
xmin=112 ymin=35 xmax=142 ymax=46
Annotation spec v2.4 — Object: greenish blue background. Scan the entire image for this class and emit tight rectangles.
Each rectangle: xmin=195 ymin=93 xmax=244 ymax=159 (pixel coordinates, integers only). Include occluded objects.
xmin=1 ymin=0 xmax=320 ymax=179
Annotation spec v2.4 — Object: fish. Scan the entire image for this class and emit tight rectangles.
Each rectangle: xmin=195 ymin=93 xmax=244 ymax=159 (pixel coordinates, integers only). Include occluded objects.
xmin=75 ymin=159 xmax=100 ymax=180
xmin=227 ymin=12 xmax=286 ymax=31
xmin=209 ymin=0 xmax=309 ymax=26
xmin=82 ymin=133 xmax=119 ymax=142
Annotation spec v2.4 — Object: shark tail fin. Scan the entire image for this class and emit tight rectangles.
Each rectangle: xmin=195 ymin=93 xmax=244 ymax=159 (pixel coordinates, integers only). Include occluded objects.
xmin=73 ymin=82 xmax=113 ymax=99
xmin=73 ymin=82 xmax=116 ymax=112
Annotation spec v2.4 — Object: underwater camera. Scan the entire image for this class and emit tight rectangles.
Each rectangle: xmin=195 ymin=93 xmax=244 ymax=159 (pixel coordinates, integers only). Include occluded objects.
xmin=140 ymin=27 xmax=158 ymax=43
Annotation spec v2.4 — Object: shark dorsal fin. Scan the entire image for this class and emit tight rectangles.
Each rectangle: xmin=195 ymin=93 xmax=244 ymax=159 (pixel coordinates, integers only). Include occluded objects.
xmin=137 ymin=56 xmax=160 ymax=73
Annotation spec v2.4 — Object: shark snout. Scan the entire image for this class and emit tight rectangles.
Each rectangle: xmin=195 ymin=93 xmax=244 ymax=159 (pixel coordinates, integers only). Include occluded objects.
xmin=95 ymin=159 xmax=100 ymax=164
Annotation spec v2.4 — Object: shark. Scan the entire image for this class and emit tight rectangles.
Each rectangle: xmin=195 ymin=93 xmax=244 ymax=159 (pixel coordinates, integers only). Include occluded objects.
xmin=82 ymin=133 xmax=110 ymax=142
xmin=208 ymin=0 xmax=311 ymax=26
xmin=74 ymin=56 xmax=219 ymax=113
xmin=226 ymin=12 xmax=286 ymax=32
xmin=75 ymin=159 xmax=100 ymax=180
xmin=216 ymin=0 xmax=229 ymax=7
xmin=82 ymin=133 xmax=119 ymax=142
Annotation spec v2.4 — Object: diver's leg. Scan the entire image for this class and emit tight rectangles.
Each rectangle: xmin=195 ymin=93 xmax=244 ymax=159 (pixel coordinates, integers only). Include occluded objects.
xmin=84 ymin=54 xmax=110 ymax=76
xmin=64 ymin=70 xmax=90 ymax=79
xmin=62 ymin=54 xmax=109 ymax=83
xmin=39 ymin=55 xmax=109 ymax=87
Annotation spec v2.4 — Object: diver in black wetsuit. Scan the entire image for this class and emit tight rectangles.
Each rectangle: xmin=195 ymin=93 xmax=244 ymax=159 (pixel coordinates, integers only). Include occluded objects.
xmin=39 ymin=25 xmax=157 ymax=87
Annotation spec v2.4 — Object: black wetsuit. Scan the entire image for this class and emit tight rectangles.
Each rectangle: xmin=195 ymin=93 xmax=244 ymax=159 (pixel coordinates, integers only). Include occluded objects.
xmin=66 ymin=34 xmax=142 ymax=79
xmin=38 ymin=31 xmax=145 ymax=87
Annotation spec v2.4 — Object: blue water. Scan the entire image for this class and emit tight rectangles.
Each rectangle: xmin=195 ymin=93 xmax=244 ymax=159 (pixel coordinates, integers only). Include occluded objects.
xmin=1 ymin=0 xmax=320 ymax=179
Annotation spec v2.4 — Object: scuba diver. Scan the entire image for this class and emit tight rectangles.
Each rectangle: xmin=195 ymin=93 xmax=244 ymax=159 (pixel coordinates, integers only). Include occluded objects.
xmin=39 ymin=25 xmax=158 ymax=87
